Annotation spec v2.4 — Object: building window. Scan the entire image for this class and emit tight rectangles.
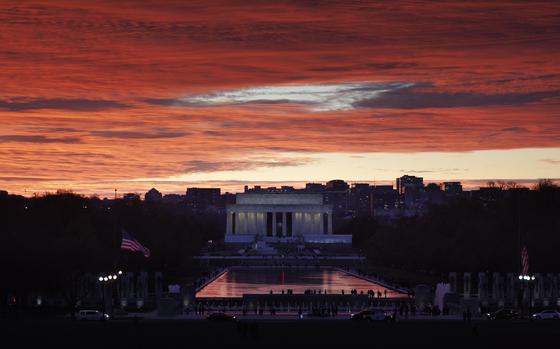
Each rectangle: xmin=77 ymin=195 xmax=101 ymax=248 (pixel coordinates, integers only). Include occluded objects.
xmin=266 ymin=212 xmax=273 ymax=236
xmin=286 ymin=212 xmax=292 ymax=237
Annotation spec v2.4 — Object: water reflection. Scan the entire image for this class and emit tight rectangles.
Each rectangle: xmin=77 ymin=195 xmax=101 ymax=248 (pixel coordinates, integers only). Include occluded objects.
xmin=196 ymin=268 xmax=404 ymax=298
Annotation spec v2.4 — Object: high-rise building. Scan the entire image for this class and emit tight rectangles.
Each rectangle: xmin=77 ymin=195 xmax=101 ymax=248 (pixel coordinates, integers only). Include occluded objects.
xmin=370 ymin=185 xmax=398 ymax=212
xmin=349 ymin=183 xmax=371 ymax=216
xmin=324 ymin=179 xmax=349 ymax=217
xmin=186 ymin=188 xmax=221 ymax=210
xmin=396 ymin=175 xmax=424 ymax=195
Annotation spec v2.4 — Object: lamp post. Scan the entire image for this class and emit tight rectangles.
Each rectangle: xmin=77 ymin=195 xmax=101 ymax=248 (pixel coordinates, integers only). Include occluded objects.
xmin=518 ymin=274 xmax=536 ymax=318
xmin=98 ymin=270 xmax=124 ymax=317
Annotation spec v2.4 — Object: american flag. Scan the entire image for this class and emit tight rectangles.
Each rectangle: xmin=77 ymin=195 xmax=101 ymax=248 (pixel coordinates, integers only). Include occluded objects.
xmin=121 ymin=229 xmax=150 ymax=258
xmin=521 ymin=245 xmax=529 ymax=275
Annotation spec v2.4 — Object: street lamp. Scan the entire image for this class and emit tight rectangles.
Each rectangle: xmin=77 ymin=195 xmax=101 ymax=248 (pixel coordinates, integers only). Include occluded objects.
xmin=518 ymin=274 xmax=536 ymax=317
xmin=98 ymin=271 xmax=123 ymax=317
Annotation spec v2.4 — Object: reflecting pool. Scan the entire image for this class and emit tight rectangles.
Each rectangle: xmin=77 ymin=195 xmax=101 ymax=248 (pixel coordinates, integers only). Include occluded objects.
xmin=196 ymin=267 xmax=404 ymax=298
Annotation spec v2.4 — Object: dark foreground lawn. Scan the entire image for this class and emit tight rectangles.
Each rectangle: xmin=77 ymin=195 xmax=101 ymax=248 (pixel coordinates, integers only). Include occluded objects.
xmin=3 ymin=318 xmax=560 ymax=348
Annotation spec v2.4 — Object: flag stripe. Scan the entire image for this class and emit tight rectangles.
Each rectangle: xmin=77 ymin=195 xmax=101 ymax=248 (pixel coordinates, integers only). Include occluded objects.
xmin=120 ymin=229 xmax=150 ymax=258
xmin=521 ymin=245 xmax=529 ymax=274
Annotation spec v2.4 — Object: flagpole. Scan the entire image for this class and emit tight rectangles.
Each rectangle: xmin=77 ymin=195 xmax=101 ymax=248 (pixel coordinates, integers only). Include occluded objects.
xmin=517 ymin=192 xmax=523 ymax=316
xmin=112 ymin=205 xmax=119 ymax=317
xmin=517 ymin=192 xmax=521 ymax=273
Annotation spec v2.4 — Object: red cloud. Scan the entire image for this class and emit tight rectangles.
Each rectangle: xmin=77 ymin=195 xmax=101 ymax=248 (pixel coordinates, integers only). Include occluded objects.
xmin=1 ymin=1 xmax=559 ymax=195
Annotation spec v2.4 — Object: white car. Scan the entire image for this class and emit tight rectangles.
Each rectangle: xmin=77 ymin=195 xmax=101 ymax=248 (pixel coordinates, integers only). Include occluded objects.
xmin=77 ymin=310 xmax=110 ymax=321
xmin=532 ymin=310 xmax=560 ymax=320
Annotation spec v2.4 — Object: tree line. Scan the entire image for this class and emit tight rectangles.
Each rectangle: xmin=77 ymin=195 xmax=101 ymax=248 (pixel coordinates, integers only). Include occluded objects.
xmin=346 ymin=180 xmax=560 ymax=273
xmin=0 ymin=192 xmax=223 ymax=301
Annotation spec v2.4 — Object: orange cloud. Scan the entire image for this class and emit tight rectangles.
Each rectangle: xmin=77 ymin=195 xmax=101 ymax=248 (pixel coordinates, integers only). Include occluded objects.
xmin=1 ymin=1 xmax=559 ymax=196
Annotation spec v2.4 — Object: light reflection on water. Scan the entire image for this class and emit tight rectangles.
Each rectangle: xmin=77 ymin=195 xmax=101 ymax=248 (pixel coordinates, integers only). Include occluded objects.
xmin=196 ymin=268 xmax=404 ymax=298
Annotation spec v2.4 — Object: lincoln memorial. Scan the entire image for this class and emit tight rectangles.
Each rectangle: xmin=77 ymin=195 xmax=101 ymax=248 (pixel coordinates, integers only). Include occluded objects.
xmin=224 ymin=193 xmax=351 ymax=244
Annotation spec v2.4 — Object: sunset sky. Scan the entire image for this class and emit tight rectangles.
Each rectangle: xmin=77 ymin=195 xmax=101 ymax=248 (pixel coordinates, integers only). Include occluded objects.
xmin=1 ymin=0 xmax=559 ymax=197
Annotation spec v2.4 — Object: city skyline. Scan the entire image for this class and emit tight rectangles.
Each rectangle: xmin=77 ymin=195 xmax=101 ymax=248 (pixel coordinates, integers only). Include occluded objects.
xmin=1 ymin=1 xmax=560 ymax=197
xmin=1 ymin=176 xmax=546 ymax=200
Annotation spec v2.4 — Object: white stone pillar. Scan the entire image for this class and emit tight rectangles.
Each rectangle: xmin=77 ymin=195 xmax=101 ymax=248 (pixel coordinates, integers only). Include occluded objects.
xmin=240 ymin=212 xmax=246 ymax=234
xmin=306 ymin=213 xmax=312 ymax=235
xmin=255 ymin=212 xmax=262 ymax=237
xmin=327 ymin=213 xmax=333 ymax=234
xmin=233 ymin=211 xmax=237 ymax=234
xmin=282 ymin=212 xmax=287 ymax=237
xmin=235 ymin=212 xmax=239 ymax=234
xmin=237 ymin=211 xmax=244 ymax=235
xmin=249 ymin=212 xmax=259 ymax=235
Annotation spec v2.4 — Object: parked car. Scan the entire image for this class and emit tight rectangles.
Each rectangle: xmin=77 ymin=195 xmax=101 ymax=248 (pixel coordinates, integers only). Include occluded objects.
xmin=485 ymin=308 xmax=519 ymax=320
xmin=350 ymin=309 xmax=392 ymax=321
xmin=532 ymin=310 xmax=560 ymax=320
xmin=206 ymin=312 xmax=237 ymax=322
xmin=77 ymin=310 xmax=110 ymax=321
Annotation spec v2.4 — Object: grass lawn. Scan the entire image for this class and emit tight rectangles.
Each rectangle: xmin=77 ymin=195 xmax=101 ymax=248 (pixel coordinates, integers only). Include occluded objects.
xmin=4 ymin=317 xmax=560 ymax=348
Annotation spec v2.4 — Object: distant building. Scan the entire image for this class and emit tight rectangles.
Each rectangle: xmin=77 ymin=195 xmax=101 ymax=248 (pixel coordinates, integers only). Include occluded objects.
xmin=326 ymin=179 xmax=349 ymax=191
xmin=443 ymin=182 xmax=463 ymax=194
xmin=186 ymin=188 xmax=221 ymax=210
xmin=472 ymin=186 xmax=503 ymax=202
xmin=305 ymin=183 xmax=325 ymax=192
xmin=370 ymin=185 xmax=398 ymax=214
xmin=221 ymin=192 xmax=236 ymax=206
xmin=396 ymin=175 xmax=424 ymax=195
xmin=162 ymin=194 xmax=185 ymax=205
xmin=245 ymin=186 xmax=296 ymax=193
xmin=144 ymin=188 xmax=162 ymax=202
xmin=423 ymin=183 xmax=445 ymax=206
xmin=0 ymin=190 xmax=8 ymax=198
xmin=324 ymin=180 xmax=349 ymax=217
xmin=225 ymin=193 xmax=350 ymax=244
xmin=123 ymin=193 xmax=141 ymax=201
xmin=349 ymin=183 xmax=371 ymax=217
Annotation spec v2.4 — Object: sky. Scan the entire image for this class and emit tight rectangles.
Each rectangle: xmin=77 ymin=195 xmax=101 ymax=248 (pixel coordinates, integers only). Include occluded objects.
xmin=1 ymin=0 xmax=559 ymax=197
